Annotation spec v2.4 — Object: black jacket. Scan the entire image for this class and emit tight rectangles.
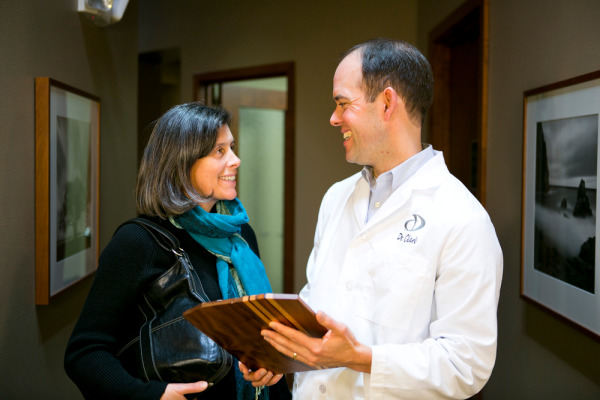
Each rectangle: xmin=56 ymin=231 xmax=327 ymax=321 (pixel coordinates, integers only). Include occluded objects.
xmin=65 ymin=216 xmax=291 ymax=399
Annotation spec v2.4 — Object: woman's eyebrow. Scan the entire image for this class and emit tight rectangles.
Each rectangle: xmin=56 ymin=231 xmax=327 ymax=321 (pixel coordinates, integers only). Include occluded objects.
xmin=214 ymin=140 xmax=235 ymax=147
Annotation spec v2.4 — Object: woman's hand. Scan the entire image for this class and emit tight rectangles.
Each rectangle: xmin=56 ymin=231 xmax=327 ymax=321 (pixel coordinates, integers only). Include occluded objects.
xmin=160 ymin=381 xmax=209 ymax=399
xmin=238 ymin=361 xmax=283 ymax=387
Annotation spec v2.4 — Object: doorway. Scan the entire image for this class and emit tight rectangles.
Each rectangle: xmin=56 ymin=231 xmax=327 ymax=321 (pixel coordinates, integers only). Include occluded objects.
xmin=137 ymin=48 xmax=181 ymax=165
xmin=194 ymin=63 xmax=295 ymax=293
xmin=429 ymin=0 xmax=488 ymax=204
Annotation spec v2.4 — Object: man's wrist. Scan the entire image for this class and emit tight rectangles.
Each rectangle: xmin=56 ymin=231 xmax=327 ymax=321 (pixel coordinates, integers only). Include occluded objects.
xmin=349 ymin=344 xmax=372 ymax=373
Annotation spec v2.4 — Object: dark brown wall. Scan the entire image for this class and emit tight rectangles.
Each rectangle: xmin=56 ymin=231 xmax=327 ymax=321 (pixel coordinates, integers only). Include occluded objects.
xmin=486 ymin=0 xmax=600 ymax=398
xmin=419 ymin=0 xmax=600 ymax=398
xmin=138 ymin=0 xmax=421 ymax=292
xmin=1 ymin=0 xmax=598 ymax=398
xmin=0 ymin=0 xmax=138 ymax=398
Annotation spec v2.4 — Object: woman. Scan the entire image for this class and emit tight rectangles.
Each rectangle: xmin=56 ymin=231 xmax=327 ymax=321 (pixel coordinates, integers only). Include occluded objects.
xmin=65 ymin=103 xmax=289 ymax=399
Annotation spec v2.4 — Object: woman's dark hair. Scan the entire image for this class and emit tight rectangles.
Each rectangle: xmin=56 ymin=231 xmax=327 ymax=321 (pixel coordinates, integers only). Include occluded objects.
xmin=342 ymin=38 xmax=434 ymax=126
xmin=136 ymin=102 xmax=231 ymax=218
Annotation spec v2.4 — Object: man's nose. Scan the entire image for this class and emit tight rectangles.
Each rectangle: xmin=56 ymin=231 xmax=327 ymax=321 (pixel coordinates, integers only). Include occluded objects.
xmin=330 ymin=109 xmax=341 ymax=126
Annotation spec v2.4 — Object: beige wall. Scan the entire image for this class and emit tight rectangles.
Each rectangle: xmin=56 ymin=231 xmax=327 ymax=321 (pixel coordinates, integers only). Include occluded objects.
xmin=0 ymin=0 xmax=138 ymax=397
xmin=1 ymin=0 xmax=599 ymax=398
xmin=139 ymin=0 xmax=420 ymax=292
xmin=419 ymin=0 xmax=600 ymax=399
xmin=486 ymin=0 xmax=600 ymax=398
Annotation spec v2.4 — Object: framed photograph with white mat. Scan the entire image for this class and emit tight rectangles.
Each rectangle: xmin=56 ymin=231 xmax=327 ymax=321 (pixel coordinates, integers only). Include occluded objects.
xmin=521 ymin=70 xmax=600 ymax=338
xmin=35 ymin=77 xmax=100 ymax=305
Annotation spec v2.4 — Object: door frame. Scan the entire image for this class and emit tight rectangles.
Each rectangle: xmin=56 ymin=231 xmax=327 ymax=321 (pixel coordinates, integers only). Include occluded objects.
xmin=429 ymin=0 xmax=489 ymax=205
xmin=193 ymin=62 xmax=296 ymax=292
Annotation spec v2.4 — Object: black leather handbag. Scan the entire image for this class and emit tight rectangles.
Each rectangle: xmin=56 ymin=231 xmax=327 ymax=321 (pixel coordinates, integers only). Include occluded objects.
xmin=116 ymin=217 xmax=233 ymax=384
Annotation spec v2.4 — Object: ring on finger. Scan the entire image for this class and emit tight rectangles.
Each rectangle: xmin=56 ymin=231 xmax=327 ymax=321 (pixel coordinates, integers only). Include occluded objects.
xmin=292 ymin=352 xmax=298 ymax=360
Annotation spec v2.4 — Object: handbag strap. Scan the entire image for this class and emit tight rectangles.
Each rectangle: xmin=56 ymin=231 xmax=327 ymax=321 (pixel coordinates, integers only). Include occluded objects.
xmin=120 ymin=217 xmax=183 ymax=255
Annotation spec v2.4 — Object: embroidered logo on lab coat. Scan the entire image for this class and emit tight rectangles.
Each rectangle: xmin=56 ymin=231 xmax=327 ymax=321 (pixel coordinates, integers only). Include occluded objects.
xmin=397 ymin=214 xmax=425 ymax=244
xmin=404 ymin=214 xmax=426 ymax=231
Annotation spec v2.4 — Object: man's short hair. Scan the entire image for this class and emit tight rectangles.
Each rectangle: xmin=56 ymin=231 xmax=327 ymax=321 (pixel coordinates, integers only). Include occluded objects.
xmin=343 ymin=38 xmax=434 ymax=125
xmin=136 ymin=102 xmax=231 ymax=218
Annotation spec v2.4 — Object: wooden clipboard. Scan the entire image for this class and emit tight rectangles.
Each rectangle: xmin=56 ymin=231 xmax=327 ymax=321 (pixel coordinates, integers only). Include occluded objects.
xmin=183 ymin=293 xmax=327 ymax=373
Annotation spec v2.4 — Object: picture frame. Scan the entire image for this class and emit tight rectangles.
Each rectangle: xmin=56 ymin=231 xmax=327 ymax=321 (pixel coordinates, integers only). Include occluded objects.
xmin=35 ymin=77 xmax=100 ymax=305
xmin=521 ymin=70 xmax=600 ymax=338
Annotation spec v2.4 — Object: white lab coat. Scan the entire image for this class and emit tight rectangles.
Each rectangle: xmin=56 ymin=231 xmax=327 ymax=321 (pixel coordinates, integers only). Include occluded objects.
xmin=294 ymin=151 xmax=503 ymax=399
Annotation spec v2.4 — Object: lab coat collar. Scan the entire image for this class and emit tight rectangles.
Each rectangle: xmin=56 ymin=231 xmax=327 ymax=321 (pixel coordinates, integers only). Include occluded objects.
xmin=354 ymin=150 xmax=449 ymax=229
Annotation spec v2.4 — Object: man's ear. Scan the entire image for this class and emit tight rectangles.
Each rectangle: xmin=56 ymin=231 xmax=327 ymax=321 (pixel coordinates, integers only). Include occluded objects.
xmin=382 ymin=87 xmax=398 ymax=120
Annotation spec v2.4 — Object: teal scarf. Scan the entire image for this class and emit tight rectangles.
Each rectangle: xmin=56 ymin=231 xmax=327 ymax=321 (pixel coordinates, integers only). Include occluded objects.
xmin=174 ymin=199 xmax=271 ymax=400
xmin=174 ymin=199 xmax=272 ymax=299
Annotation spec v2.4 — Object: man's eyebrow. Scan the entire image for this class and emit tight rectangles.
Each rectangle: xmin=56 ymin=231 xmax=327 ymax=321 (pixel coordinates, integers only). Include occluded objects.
xmin=334 ymin=94 xmax=349 ymax=102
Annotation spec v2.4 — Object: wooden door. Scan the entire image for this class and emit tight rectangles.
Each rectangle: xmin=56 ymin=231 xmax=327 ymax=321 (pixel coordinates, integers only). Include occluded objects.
xmin=193 ymin=63 xmax=295 ymax=293
xmin=429 ymin=0 xmax=489 ymax=205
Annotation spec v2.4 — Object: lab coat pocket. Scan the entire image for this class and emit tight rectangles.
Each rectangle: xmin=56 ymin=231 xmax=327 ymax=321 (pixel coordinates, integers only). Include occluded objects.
xmin=356 ymin=252 xmax=434 ymax=331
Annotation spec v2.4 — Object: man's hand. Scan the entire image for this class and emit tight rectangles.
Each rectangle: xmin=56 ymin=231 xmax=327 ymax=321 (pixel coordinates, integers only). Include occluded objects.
xmin=261 ymin=311 xmax=372 ymax=373
xmin=238 ymin=361 xmax=284 ymax=387
xmin=160 ymin=381 xmax=209 ymax=399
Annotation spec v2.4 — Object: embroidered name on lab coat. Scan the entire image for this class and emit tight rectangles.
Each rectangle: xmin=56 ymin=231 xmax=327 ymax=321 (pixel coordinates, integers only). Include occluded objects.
xmin=397 ymin=232 xmax=417 ymax=244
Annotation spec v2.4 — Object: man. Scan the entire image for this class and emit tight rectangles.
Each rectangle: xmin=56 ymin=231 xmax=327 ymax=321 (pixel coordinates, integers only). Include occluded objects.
xmin=244 ymin=38 xmax=503 ymax=399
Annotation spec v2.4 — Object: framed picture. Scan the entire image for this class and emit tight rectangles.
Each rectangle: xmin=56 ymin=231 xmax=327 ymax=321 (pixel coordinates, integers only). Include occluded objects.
xmin=521 ymin=70 xmax=600 ymax=337
xmin=35 ymin=78 xmax=100 ymax=305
